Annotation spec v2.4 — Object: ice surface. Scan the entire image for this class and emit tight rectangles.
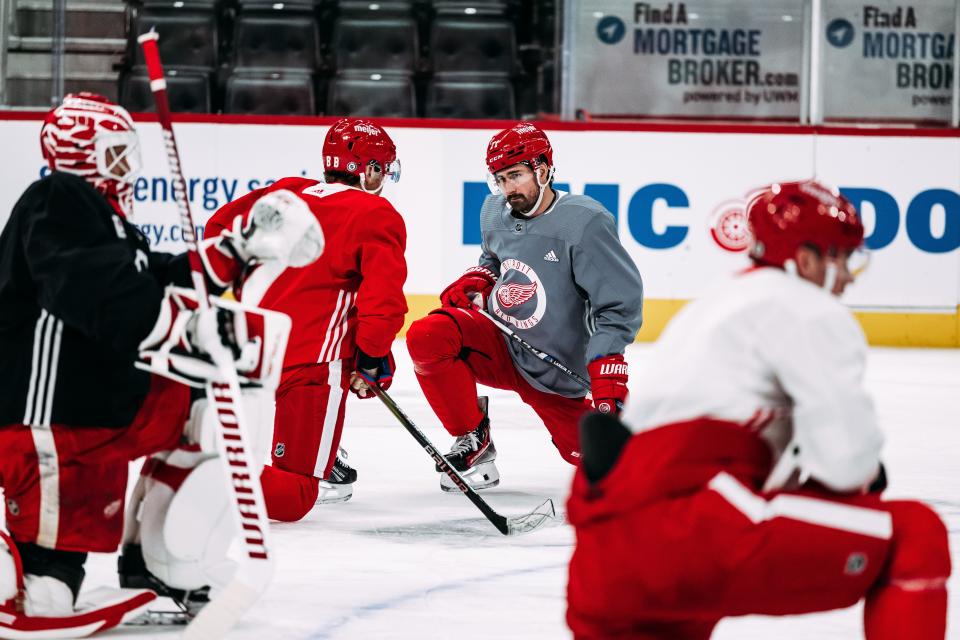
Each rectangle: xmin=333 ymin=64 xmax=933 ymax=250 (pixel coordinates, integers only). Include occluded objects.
xmin=4 ymin=343 xmax=958 ymax=639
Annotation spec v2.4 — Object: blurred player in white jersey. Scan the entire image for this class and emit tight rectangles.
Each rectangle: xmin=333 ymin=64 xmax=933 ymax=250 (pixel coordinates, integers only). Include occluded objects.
xmin=566 ymin=180 xmax=950 ymax=639
xmin=406 ymin=122 xmax=643 ymax=491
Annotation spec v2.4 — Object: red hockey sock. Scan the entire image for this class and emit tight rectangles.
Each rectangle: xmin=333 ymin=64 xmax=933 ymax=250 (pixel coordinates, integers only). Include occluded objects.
xmin=406 ymin=315 xmax=484 ymax=435
xmin=864 ymin=501 xmax=950 ymax=639
xmin=259 ymin=465 xmax=319 ymax=523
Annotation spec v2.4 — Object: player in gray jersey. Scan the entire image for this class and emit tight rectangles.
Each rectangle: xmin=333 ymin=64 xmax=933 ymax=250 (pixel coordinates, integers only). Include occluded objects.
xmin=406 ymin=123 xmax=644 ymax=491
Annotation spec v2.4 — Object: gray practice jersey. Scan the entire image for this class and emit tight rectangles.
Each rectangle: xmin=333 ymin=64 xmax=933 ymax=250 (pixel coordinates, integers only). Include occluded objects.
xmin=478 ymin=191 xmax=644 ymax=397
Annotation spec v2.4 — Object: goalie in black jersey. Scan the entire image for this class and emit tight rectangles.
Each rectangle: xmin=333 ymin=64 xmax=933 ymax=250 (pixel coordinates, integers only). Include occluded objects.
xmin=0 ymin=93 xmax=321 ymax=637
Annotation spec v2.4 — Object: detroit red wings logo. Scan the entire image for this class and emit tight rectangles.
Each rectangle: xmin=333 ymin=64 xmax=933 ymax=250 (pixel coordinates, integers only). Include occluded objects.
xmin=709 ymin=201 xmax=751 ymax=253
xmin=497 ymin=281 xmax=538 ymax=308
xmin=493 ymin=258 xmax=546 ymax=329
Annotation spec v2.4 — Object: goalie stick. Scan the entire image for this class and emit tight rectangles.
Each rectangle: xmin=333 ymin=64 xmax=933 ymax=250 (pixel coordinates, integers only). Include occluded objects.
xmin=370 ymin=385 xmax=557 ymax=536
xmin=137 ymin=30 xmax=274 ymax=638
xmin=477 ymin=308 xmax=590 ymax=391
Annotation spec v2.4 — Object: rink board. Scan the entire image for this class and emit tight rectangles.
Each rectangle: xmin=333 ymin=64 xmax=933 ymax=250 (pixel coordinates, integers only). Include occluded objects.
xmin=0 ymin=115 xmax=957 ymax=346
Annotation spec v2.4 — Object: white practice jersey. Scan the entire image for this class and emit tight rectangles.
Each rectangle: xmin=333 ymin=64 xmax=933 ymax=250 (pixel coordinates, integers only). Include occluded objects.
xmin=623 ymin=267 xmax=883 ymax=493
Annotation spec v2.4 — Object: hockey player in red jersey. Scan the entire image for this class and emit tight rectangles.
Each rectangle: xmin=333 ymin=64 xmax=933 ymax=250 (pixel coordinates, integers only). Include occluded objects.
xmin=566 ymin=180 xmax=950 ymax=639
xmin=0 ymin=94 xmax=317 ymax=637
xmin=406 ymin=122 xmax=643 ymax=492
xmin=203 ymin=117 xmax=407 ymax=520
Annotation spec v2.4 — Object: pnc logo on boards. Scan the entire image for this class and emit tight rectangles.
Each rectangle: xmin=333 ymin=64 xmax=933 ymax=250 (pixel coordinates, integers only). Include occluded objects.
xmin=460 ymin=183 xmax=960 ymax=254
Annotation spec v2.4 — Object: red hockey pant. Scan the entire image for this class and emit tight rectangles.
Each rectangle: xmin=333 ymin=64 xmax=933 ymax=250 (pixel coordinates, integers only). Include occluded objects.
xmin=0 ymin=376 xmax=190 ymax=553
xmin=567 ymin=426 xmax=951 ymax=640
xmin=259 ymin=361 xmax=351 ymax=522
xmin=406 ymin=308 xmax=589 ymax=464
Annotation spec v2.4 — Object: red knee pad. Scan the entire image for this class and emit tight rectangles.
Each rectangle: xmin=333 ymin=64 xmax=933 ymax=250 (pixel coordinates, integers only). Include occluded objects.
xmin=406 ymin=312 xmax=463 ymax=374
xmin=885 ymin=501 xmax=951 ymax=585
xmin=259 ymin=465 xmax=319 ymax=523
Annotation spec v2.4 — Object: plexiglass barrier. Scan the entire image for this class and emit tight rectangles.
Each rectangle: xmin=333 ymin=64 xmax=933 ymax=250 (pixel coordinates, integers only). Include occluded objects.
xmin=563 ymin=0 xmax=960 ymax=125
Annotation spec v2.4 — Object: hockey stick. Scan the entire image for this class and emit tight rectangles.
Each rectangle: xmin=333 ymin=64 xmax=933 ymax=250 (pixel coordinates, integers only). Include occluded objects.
xmin=138 ymin=30 xmax=274 ymax=638
xmin=477 ymin=308 xmax=590 ymax=391
xmin=370 ymin=385 xmax=557 ymax=536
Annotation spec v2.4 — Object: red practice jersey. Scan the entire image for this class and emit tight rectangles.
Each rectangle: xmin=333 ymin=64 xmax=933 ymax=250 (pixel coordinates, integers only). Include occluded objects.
xmin=205 ymin=177 xmax=407 ymax=370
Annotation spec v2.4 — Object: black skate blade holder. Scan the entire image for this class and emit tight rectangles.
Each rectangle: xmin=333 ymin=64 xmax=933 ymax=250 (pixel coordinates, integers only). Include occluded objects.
xmin=371 ymin=386 xmax=559 ymax=536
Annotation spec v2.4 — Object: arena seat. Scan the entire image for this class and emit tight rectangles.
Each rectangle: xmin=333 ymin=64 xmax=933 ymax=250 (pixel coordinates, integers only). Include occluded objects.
xmin=327 ymin=72 xmax=415 ymax=117
xmin=432 ymin=1 xmax=508 ymax=17
xmin=425 ymin=74 xmax=514 ymax=118
xmin=224 ymin=71 xmax=316 ymax=114
xmin=429 ymin=17 xmax=515 ymax=75
xmin=332 ymin=15 xmax=418 ymax=74
xmin=336 ymin=1 xmax=414 ymax=15
xmin=132 ymin=7 xmax=219 ymax=70
xmin=236 ymin=0 xmax=314 ymax=8
xmin=121 ymin=69 xmax=212 ymax=113
xmin=141 ymin=0 xmax=218 ymax=9
xmin=233 ymin=8 xmax=319 ymax=71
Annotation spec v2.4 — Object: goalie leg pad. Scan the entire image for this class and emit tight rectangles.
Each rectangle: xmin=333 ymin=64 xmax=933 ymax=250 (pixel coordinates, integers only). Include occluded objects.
xmin=1 ymin=532 xmax=156 ymax=638
xmin=130 ymin=385 xmax=274 ymax=603
xmin=138 ymin=451 xmax=238 ymax=594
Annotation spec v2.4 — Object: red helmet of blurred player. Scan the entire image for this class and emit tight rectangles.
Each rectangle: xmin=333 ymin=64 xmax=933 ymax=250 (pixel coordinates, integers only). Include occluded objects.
xmin=746 ymin=179 xmax=865 ymax=269
xmin=40 ymin=92 xmax=141 ymax=217
xmin=323 ymin=118 xmax=400 ymax=194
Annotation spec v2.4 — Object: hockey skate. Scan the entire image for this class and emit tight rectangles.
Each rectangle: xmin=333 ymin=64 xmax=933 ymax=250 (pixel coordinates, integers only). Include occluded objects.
xmin=316 ymin=447 xmax=358 ymax=504
xmin=118 ymin=543 xmax=210 ymax=621
xmin=438 ymin=396 xmax=500 ymax=492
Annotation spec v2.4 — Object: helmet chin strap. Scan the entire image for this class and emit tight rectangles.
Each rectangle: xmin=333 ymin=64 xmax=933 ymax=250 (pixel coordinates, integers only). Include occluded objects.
xmin=822 ymin=261 xmax=838 ymax=293
xmin=784 ymin=258 xmax=839 ymax=294
xmin=516 ymin=166 xmax=555 ymax=218
xmin=359 ymin=173 xmax=383 ymax=196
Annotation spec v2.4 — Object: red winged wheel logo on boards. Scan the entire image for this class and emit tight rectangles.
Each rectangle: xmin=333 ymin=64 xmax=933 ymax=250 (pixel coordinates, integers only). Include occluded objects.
xmin=497 ymin=281 xmax=538 ymax=309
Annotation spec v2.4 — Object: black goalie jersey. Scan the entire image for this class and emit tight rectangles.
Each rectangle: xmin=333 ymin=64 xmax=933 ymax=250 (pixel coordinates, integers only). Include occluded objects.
xmin=0 ymin=172 xmax=190 ymax=429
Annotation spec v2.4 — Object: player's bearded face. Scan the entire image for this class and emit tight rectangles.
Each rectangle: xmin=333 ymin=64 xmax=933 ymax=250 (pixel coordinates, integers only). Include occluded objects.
xmin=495 ymin=165 xmax=541 ymax=214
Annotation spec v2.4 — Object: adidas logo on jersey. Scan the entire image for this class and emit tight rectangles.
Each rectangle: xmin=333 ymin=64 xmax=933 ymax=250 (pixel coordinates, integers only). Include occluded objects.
xmin=543 ymin=250 xmax=559 ymax=262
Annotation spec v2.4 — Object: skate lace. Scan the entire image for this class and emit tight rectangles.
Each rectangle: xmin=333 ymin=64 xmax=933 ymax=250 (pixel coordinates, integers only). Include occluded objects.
xmin=450 ymin=432 xmax=480 ymax=455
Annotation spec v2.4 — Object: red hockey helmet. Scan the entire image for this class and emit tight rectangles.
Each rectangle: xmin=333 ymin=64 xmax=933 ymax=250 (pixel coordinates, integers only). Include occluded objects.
xmin=486 ymin=122 xmax=553 ymax=174
xmin=322 ymin=118 xmax=400 ymax=183
xmin=40 ymin=92 xmax=141 ymax=216
xmin=746 ymin=180 xmax=865 ymax=268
